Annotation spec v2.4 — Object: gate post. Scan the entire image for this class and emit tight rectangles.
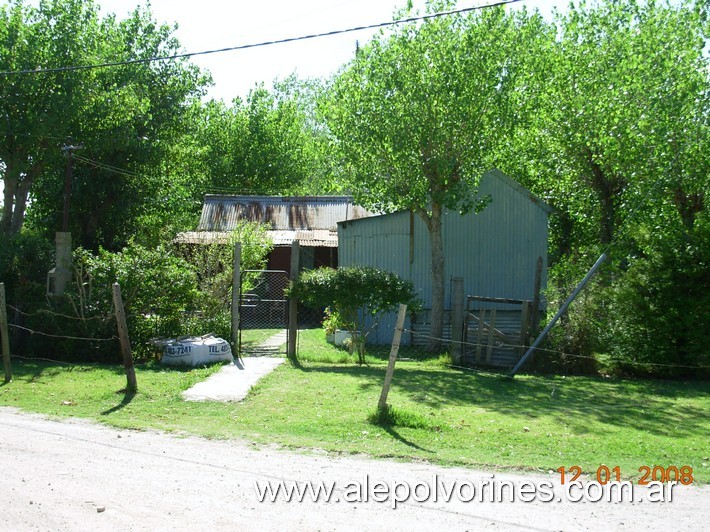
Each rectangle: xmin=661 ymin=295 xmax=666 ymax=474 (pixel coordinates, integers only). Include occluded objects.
xmin=231 ymin=242 xmax=241 ymax=354
xmin=287 ymin=240 xmax=300 ymax=362
xmin=450 ymin=277 xmax=464 ymax=365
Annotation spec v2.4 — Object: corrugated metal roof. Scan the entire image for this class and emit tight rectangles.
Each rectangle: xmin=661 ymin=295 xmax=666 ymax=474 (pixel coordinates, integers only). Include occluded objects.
xmin=196 ymin=195 xmax=375 ymax=232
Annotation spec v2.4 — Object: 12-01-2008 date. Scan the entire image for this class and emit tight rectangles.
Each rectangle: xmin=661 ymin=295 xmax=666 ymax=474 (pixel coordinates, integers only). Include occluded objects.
xmin=556 ymin=465 xmax=694 ymax=485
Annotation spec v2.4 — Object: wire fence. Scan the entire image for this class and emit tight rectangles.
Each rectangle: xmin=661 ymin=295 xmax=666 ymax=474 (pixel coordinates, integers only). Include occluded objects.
xmin=2 ymin=291 xmax=706 ymax=375
xmin=292 ymin=304 xmax=709 ymax=375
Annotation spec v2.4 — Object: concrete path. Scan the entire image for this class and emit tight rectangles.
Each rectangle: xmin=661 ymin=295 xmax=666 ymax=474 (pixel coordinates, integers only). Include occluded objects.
xmin=182 ymin=330 xmax=287 ymax=402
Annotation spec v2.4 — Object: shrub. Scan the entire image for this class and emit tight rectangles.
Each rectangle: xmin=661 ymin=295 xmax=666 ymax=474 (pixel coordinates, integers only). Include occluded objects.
xmin=288 ymin=266 xmax=420 ymax=364
xmin=605 ymin=219 xmax=709 ymax=378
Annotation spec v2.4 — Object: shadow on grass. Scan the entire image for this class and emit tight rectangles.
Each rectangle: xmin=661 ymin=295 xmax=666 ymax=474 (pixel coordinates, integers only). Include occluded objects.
xmin=380 ymin=425 xmax=433 ymax=452
xmin=101 ymin=389 xmax=136 ymax=416
xmin=300 ymin=363 xmax=710 ymax=438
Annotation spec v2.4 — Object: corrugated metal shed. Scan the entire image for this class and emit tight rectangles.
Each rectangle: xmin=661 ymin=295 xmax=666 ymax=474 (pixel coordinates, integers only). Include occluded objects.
xmin=178 ymin=196 xmax=375 ymax=248
xmin=337 ymin=169 xmax=550 ymax=357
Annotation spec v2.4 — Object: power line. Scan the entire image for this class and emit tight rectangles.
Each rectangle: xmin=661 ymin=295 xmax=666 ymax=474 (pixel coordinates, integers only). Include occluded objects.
xmin=0 ymin=1 xmax=522 ymax=76
xmin=73 ymin=154 xmax=148 ymax=179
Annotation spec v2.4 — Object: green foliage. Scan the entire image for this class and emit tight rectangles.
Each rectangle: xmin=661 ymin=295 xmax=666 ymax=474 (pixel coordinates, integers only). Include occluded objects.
xmin=321 ymin=306 xmax=343 ymax=335
xmin=72 ymin=244 xmax=199 ymax=319
xmin=1 ymin=0 xmax=208 ymax=248
xmin=195 ymin=81 xmax=330 ymax=195
xmin=0 ymin=230 xmax=53 ymax=304
xmin=57 ymin=243 xmax=201 ymax=360
xmin=288 ymin=266 xmax=420 ymax=363
xmin=605 ymin=218 xmax=709 ymax=377
xmin=178 ymin=221 xmax=273 ymax=308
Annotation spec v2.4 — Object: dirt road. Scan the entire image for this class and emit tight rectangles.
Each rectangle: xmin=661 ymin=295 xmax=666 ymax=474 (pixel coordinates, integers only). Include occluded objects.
xmin=0 ymin=408 xmax=706 ymax=531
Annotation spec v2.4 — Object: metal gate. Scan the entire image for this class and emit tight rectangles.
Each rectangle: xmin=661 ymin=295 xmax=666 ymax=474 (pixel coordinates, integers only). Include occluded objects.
xmin=238 ymin=269 xmax=289 ymax=356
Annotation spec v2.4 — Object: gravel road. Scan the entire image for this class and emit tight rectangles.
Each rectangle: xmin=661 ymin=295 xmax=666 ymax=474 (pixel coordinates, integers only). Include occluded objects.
xmin=0 ymin=407 xmax=706 ymax=531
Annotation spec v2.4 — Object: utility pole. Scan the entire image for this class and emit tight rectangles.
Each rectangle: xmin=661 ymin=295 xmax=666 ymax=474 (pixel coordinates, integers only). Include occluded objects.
xmin=48 ymin=142 xmax=82 ymax=298
xmin=61 ymin=142 xmax=82 ymax=232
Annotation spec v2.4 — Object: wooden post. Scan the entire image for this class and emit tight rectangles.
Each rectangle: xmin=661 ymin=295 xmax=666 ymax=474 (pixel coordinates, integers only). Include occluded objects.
xmin=531 ymin=256 xmax=543 ymax=332
xmin=475 ymin=308 xmax=485 ymax=363
xmin=231 ymin=242 xmax=242 ymax=353
xmin=0 ymin=283 xmax=11 ymax=383
xmin=485 ymin=308 xmax=497 ymax=364
xmin=378 ymin=304 xmax=407 ymax=411
xmin=112 ymin=283 xmax=137 ymax=392
xmin=519 ymin=300 xmax=532 ymax=356
xmin=450 ymin=277 xmax=464 ymax=365
xmin=287 ymin=240 xmax=300 ymax=362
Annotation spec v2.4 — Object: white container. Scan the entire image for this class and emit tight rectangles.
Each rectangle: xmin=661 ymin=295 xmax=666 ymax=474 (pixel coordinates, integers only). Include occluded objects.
xmin=161 ymin=336 xmax=233 ymax=367
xmin=334 ymin=329 xmax=359 ymax=346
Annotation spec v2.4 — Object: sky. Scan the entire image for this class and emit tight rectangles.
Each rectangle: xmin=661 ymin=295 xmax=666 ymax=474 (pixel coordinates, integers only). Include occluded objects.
xmin=91 ymin=0 xmax=567 ymax=102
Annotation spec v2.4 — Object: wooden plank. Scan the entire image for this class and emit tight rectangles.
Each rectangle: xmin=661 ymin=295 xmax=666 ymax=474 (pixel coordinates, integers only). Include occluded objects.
xmin=450 ymin=277 xmax=464 ymax=365
xmin=112 ymin=283 xmax=137 ymax=392
xmin=287 ymin=240 xmax=300 ymax=363
xmin=231 ymin=243 xmax=241 ymax=353
xmin=467 ymin=295 xmax=527 ymax=305
xmin=486 ymin=309 xmax=497 ymax=364
xmin=467 ymin=312 xmax=515 ymax=344
xmin=378 ymin=304 xmax=407 ymax=411
xmin=0 ymin=283 xmax=11 ymax=383
xmin=519 ymin=300 xmax=531 ymax=356
xmin=475 ymin=308 xmax=485 ymax=363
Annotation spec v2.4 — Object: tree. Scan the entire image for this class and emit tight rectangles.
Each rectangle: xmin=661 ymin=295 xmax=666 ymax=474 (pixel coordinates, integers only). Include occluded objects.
xmin=0 ymin=0 xmax=208 ymax=248
xmin=0 ymin=0 xmax=83 ymax=234
xmin=504 ymin=0 xmax=708 ymax=258
xmin=495 ymin=0 xmax=709 ymax=373
xmin=322 ymin=2 xmax=548 ymax=350
xmin=195 ymin=81 xmax=330 ymax=196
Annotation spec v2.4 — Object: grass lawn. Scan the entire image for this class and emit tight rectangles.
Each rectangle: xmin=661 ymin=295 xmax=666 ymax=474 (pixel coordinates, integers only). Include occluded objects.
xmin=1 ymin=331 xmax=708 ymax=483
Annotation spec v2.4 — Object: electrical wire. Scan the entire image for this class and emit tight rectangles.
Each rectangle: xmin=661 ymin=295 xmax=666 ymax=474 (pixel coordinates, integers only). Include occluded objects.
xmin=73 ymin=154 xmax=148 ymax=179
xmin=0 ymin=1 xmax=522 ymax=76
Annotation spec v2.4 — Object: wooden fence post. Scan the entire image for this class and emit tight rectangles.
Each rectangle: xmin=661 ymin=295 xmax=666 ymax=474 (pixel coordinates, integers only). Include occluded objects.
xmin=231 ymin=242 xmax=242 ymax=354
xmin=0 ymin=283 xmax=11 ymax=383
xmin=450 ymin=277 xmax=464 ymax=365
xmin=112 ymin=283 xmax=137 ymax=393
xmin=531 ymin=256 xmax=543 ymax=333
xmin=377 ymin=304 xmax=408 ymax=411
xmin=287 ymin=240 xmax=300 ymax=363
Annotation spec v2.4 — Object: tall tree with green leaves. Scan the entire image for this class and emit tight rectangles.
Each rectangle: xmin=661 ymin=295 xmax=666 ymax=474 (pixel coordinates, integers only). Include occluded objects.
xmin=495 ymin=0 xmax=709 ymax=372
xmin=0 ymin=0 xmax=208 ymax=249
xmin=322 ymin=2 xmax=550 ymax=349
xmin=195 ymin=80 xmax=329 ymax=196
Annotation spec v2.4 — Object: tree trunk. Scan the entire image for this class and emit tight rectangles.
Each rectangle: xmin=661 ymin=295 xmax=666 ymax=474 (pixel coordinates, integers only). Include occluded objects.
xmin=421 ymin=203 xmax=445 ymax=352
xmin=673 ymin=187 xmax=703 ymax=231
xmin=1 ymin=164 xmax=19 ymax=235
xmin=1 ymin=159 xmax=42 ymax=235
xmin=587 ymin=156 xmax=617 ymax=248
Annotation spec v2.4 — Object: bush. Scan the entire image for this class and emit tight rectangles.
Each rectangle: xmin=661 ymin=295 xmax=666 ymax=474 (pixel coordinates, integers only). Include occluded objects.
xmin=0 ymin=231 xmax=53 ymax=304
xmin=177 ymin=221 xmax=273 ymax=307
xmin=606 ymin=220 xmax=709 ymax=378
xmin=18 ymin=243 xmax=202 ymax=362
xmin=288 ymin=266 xmax=420 ymax=364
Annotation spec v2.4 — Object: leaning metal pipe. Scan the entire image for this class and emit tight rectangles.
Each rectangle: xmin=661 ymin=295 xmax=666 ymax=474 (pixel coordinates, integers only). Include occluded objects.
xmin=509 ymin=252 xmax=608 ymax=377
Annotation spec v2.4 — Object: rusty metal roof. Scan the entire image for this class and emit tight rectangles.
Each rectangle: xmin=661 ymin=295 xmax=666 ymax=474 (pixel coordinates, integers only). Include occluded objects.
xmin=196 ymin=195 xmax=374 ymax=232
